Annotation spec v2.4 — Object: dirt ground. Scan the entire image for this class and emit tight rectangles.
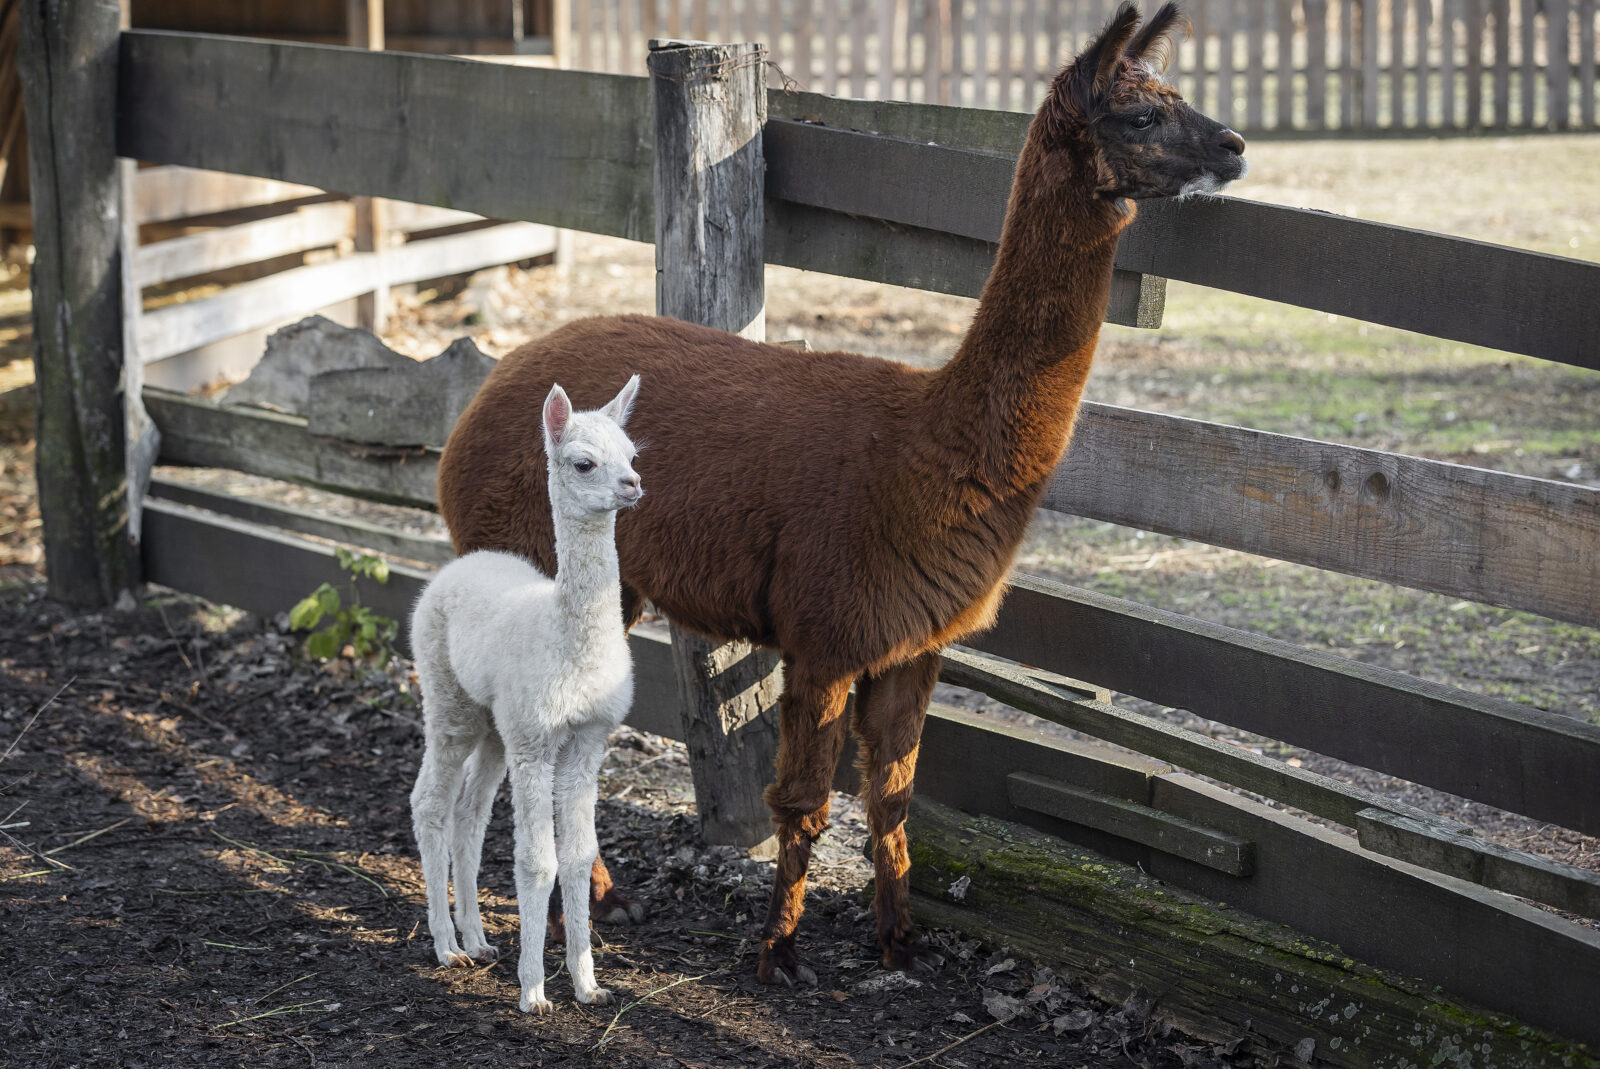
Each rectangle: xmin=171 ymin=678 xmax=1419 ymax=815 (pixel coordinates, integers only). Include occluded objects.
xmin=0 ymin=585 xmax=1236 ymax=1069
xmin=3 ymin=134 xmax=1599 ymax=1065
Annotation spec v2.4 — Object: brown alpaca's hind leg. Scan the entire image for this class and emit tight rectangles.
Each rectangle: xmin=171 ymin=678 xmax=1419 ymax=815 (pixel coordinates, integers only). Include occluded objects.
xmin=853 ymin=650 xmax=943 ymax=973
xmin=757 ymin=661 xmax=854 ymax=986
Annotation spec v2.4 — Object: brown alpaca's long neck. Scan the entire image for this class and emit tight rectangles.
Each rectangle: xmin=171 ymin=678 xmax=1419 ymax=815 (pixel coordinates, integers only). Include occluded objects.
xmin=928 ymin=142 xmax=1130 ymax=501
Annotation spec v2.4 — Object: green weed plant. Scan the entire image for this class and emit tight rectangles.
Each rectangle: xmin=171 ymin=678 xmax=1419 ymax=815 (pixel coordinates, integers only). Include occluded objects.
xmin=289 ymin=548 xmax=400 ymax=667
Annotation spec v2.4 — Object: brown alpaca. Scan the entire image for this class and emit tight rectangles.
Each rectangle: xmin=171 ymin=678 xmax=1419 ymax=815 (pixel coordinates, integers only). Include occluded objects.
xmin=438 ymin=1 xmax=1245 ymax=984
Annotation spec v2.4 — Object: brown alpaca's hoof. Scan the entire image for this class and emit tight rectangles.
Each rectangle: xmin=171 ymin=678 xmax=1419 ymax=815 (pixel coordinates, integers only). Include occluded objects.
xmin=882 ymin=937 xmax=945 ymax=975
xmin=757 ymin=941 xmax=818 ymax=987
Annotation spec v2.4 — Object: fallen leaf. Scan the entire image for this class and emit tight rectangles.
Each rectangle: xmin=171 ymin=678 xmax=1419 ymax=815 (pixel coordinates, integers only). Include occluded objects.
xmin=1052 ymin=1008 xmax=1095 ymax=1034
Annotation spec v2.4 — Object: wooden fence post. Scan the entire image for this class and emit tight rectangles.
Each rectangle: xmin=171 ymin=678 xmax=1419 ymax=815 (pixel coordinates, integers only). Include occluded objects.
xmin=18 ymin=0 xmax=134 ymax=606
xmin=348 ymin=0 xmax=388 ymax=332
xmin=648 ymin=38 xmax=782 ymax=852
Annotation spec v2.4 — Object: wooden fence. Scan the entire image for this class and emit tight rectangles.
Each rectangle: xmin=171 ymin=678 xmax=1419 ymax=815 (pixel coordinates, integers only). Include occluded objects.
xmin=20 ymin=10 xmax=1600 ymax=1063
xmin=571 ymin=0 xmax=1600 ymax=131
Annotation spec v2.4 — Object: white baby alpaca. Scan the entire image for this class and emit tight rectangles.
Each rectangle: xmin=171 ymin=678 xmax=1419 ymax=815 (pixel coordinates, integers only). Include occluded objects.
xmin=410 ymin=375 xmax=642 ymax=1014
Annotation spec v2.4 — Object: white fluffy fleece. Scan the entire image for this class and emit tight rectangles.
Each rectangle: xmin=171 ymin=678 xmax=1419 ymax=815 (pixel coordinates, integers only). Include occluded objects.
xmin=410 ymin=375 xmax=642 ymax=1014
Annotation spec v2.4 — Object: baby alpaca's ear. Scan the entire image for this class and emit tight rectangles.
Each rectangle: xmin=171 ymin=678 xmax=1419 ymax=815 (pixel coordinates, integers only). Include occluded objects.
xmin=603 ymin=374 xmax=641 ymax=428
xmin=543 ymin=384 xmax=572 ymax=448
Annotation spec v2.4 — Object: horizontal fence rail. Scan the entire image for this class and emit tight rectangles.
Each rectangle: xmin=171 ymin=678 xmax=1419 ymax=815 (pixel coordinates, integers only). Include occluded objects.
xmin=136 ymin=489 xmax=1600 ymax=1047
xmin=572 ymin=0 xmax=1600 ymax=133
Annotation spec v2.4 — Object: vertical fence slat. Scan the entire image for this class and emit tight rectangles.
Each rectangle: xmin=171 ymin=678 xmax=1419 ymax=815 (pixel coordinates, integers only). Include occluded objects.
xmin=1465 ymin=0 xmax=1483 ymax=125
xmin=1339 ymin=0 xmax=1356 ymax=123
xmin=1216 ymin=0 xmax=1236 ymax=126
xmin=1419 ymin=0 xmax=1434 ymax=126
xmin=1043 ymin=0 xmax=1062 ymax=91
xmin=850 ymin=0 xmax=869 ymax=97
xmin=1581 ymin=0 xmax=1596 ymax=126
xmin=1276 ymin=0 xmax=1295 ymax=128
xmin=1307 ymin=0 xmax=1329 ymax=125
xmin=998 ymin=0 xmax=1015 ymax=110
xmin=880 ymin=0 xmax=897 ymax=97
xmin=973 ymin=0 xmax=990 ymax=107
xmin=1362 ymin=0 xmax=1379 ymax=122
xmin=1493 ymin=0 xmax=1510 ymax=121
xmin=1390 ymin=0 xmax=1407 ymax=125
xmin=1190 ymin=0 xmax=1211 ymax=119
xmin=796 ymin=0 xmax=815 ymax=90
xmin=1022 ymin=0 xmax=1039 ymax=108
xmin=1441 ymin=0 xmax=1457 ymax=127
xmin=823 ymin=0 xmax=840 ymax=95
xmin=1247 ymin=0 xmax=1266 ymax=127
xmin=1519 ymin=0 xmax=1537 ymax=124
xmin=720 ymin=0 xmax=735 ymax=44
xmin=1548 ymin=0 xmax=1571 ymax=126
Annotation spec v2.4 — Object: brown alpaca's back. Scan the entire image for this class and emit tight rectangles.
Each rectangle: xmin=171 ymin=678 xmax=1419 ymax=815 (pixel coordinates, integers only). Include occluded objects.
xmin=439 ymin=314 xmax=1032 ymax=679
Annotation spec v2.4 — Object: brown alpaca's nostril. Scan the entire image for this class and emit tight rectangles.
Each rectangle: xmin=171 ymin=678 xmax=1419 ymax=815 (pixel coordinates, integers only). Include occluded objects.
xmin=1220 ymin=128 xmax=1246 ymax=156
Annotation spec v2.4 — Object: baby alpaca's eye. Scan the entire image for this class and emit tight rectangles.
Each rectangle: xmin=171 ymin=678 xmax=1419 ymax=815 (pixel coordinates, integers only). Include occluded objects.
xmin=573 ymin=459 xmax=596 ymax=474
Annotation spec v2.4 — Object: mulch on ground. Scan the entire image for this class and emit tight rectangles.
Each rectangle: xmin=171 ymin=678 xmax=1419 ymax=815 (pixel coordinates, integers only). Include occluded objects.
xmin=0 ymin=581 xmax=1249 ymax=1068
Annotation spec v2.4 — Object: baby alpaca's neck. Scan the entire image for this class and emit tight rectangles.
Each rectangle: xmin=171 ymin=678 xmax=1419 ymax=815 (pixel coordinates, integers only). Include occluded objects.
xmin=551 ymin=508 xmax=624 ymax=650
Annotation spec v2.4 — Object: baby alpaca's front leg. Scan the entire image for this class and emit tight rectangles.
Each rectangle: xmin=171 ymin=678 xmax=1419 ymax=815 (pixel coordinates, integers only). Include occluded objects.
xmin=508 ymin=747 xmax=559 ymax=1015
xmin=556 ymin=731 xmax=614 ymax=1006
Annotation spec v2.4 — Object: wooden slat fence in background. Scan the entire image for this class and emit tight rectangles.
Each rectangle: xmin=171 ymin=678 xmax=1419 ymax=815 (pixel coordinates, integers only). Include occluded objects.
xmin=570 ymin=0 xmax=1600 ymax=132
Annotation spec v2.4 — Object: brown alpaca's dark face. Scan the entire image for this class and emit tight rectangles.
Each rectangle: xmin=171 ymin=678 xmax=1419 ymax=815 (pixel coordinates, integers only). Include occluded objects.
xmin=1054 ymin=2 xmax=1248 ymax=201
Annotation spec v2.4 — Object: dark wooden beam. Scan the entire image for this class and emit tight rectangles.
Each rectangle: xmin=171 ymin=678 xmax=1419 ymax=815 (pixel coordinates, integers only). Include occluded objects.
xmin=19 ymin=0 xmax=133 ymax=605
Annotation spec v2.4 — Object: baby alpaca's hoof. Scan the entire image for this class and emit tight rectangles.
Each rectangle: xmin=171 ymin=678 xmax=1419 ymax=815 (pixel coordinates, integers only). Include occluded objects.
xmin=578 ymin=985 xmax=615 ymax=1006
xmin=520 ymin=990 xmax=555 ymax=1016
xmin=466 ymin=943 xmax=500 ymax=963
xmin=437 ymin=946 xmax=475 ymax=968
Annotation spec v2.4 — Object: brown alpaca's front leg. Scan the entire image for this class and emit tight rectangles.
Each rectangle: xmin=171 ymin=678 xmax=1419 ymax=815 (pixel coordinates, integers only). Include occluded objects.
xmin=757 ymin=663 xmax=854 ymax=986
xmin=853 ymin=651 xmax=943 ymax=973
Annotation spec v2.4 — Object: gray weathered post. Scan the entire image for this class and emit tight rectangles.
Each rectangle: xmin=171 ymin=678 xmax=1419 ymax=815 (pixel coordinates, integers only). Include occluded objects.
xmin=648 ymin=38 xmax=783 ymax=852
xmin=18 ymin=0 xmax=134 ymax=606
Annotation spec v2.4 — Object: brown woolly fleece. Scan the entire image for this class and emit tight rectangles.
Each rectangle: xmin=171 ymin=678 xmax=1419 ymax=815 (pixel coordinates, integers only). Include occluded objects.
xmin=438 ymin=1 xmax=1245 ymax=983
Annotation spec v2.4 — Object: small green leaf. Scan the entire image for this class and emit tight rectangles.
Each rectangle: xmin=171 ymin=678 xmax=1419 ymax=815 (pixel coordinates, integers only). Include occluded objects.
xmin=368 ymin=558 xmax=390 ymax=584
xmin=305 ymin=630 xmax=340 ymax=660
xmin=288 ymin=596 xmax=324 ymax=632
xmin=336 ymin=548 xmax=354 ymax=569
xmin=315 ymin=583 xmax=341 ymax=615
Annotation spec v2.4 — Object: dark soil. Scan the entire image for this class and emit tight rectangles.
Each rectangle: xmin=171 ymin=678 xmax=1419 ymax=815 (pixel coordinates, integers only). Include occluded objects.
xmin=0 ymin=581 xmax=1247 ymax=1068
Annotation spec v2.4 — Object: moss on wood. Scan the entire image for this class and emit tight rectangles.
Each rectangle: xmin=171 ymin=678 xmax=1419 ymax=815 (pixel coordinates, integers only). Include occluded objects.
xmin=906 ymin=797 xmax=1596 ymax=1069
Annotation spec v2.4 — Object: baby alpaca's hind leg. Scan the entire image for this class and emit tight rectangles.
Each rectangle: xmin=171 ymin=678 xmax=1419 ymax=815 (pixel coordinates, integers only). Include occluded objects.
xmin=411 ymin=721 xmax=482 ymax=968
xmin=450 ymin=729 xmax=506 ymax=962
xmin=555 ymin=730 xmax=613 ymax=1005
xmin=507 ymin=744 xmax=559 ymax=1014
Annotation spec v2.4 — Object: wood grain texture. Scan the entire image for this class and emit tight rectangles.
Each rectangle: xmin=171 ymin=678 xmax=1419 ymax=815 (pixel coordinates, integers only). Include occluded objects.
xmin=19 ymin=0 xmax=133 ymax=606
xmin=1048 ymin=401 xmax=1600 ymax=626
xmin=650 ymin=38 xmax=783 ymax=851
xmin=972 ymin=572 xmax=1600 ymax=837
xmin=1007 ymin=771 xmax=1255 ymax=875
xmin=144 ymin=388 xmax=439 ymax=509
xmin=133 ymin=166 xmax=321 ymax=225
xmin=118 ymin=31 xmax=655 ymax=242
xmin=763 ymin=117 xmax=1600 ymax=366
xmin=133 ymin=201 xmax=355 ymax=288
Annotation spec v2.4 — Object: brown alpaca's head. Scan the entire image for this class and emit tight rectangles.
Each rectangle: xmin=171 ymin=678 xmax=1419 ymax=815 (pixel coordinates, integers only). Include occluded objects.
xmin=1039 ymin=2 xmax=1247 ymax=201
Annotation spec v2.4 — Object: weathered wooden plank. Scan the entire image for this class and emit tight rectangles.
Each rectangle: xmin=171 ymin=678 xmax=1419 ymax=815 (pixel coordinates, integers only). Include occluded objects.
xmin=146 ymin=477 xmax=454 ymax=566
xmin=1493 ymin=0 xmax=1512 ymax=122
xmin=973 ymin=572 xmax=1600 ymax=837
xmin=1361 ymin=0 xmax=1379 ymax=121
xmin=1247 ymin=0 xmax=1266 ymax=127
xmin=1215 ymin=0 xmax=1235 ymax=125
xmin=651 ymin=38 xmax=783 ymax=852
xmin=1274 ymin=0 xmax=1293 ymax=128
xmin=1341 ymin=0 xmax=1359 ymax=123
xmin=1356 ymin=807 xmax=1600 ymax=919
xmin=764 ymin=117 xmax=1600 ymax=367
xmin=1548 ymin=0 xmax=1572 ymax=126
xmin=939 ymin=644 xmax=1472 ymax=832
xmin=1581 ymin=0 xmax=1597 ymax=126
xmin=1008 ymin=771 xmax=1254 ymax=875
xmin=144 ymin=388 xmax=439 ymax=509
xmin=133 ymin=201 xmax=355 ymax=288
xmin=119 ymin=31 xmax=656 ymax=243
xmin=1307 ymin=0 xmax=1330 ymax=125
xmin=1392 ymin=0 xmax=1409 ymax=126
xmin=137 ymin=222 xmax=557 ymax=363
xmin=134 ymin=166 xmax=322 ymax=226
xmin=1520 ymin=0 xmax=1537 ymax=122
xmin=1048 ymin=401 xmax=1600 ymax=627
xmin=19 ymin=0 xmax=134 ymax=607
xmin=910 ymin=796 xmax=1600 ymax=1060
xmin=1145 ymin=774 xmax=1600 ymax=1051
xmin=304 ymin=338 xmax=496 ymax=447
xmin=1441 ymin=0 xmax=1457 ymax=128
xmin=1466 ymin=0 xmax=1484 ymax=126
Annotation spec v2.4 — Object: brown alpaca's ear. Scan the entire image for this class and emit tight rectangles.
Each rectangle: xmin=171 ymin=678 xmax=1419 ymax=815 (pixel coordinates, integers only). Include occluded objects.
xmin=1126 ymin=2 xmax=1189 ymax=72
xmin=1065 ymin=2 xmax=1143 ymax=111
xmin=543 ymin=383 xmax=572 ymax=448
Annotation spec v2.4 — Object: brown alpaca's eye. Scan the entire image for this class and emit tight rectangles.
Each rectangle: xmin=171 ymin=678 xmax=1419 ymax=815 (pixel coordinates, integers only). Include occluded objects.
xmin=574 ymin=459 xmax=595 ymax=473
xmin=1129 ymin=109 xmax=1156 ymax=130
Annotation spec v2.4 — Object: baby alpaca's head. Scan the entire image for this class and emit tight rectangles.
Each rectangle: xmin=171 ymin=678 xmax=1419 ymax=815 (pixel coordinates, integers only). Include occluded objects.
xmin=542 ymin=375 xmax=644 ymax=516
